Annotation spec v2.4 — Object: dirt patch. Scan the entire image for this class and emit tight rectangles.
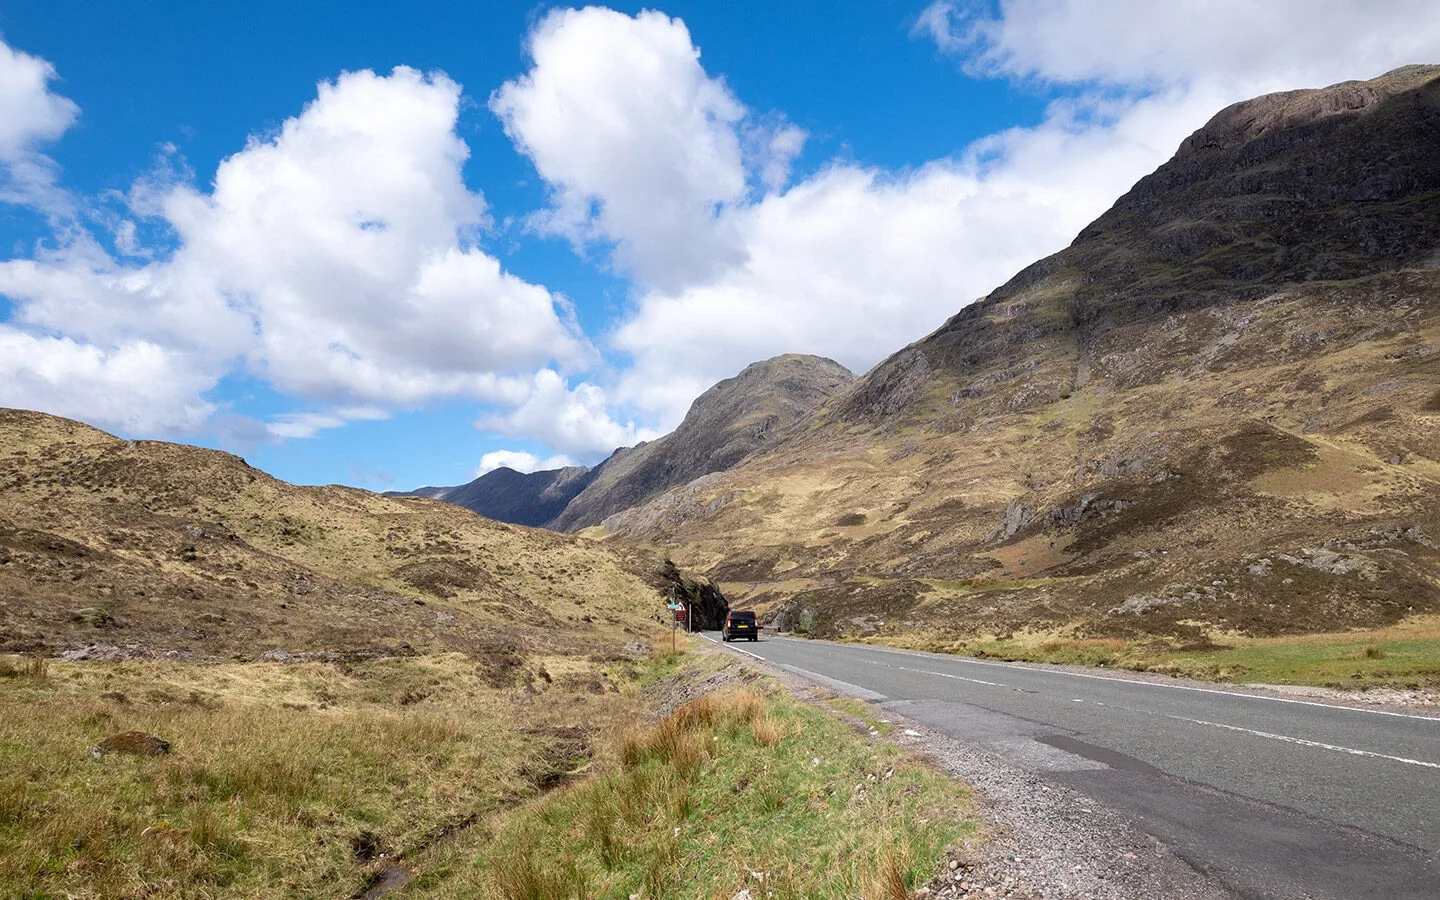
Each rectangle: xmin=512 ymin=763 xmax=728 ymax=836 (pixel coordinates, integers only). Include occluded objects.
xmin=517 ymin=725 xmax=594 ymax=789
xmin=643 ymin=659 xmax=763 ymax=716
xmin=393 ymin=559 xmax=489 ymax=598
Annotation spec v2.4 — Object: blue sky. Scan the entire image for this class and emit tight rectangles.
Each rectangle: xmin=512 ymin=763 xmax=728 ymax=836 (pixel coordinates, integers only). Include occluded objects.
xmin=1 ymin=1 xmax=1437 ymax=491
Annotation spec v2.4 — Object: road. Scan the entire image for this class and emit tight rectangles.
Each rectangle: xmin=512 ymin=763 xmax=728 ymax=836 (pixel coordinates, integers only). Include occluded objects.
xmin=703 ymin=633 xmax=1440 ymax=900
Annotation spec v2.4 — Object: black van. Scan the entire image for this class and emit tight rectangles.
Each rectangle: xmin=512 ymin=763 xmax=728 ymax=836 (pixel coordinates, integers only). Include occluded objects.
xmin=722 ymin=610 xmax=758 ymax=642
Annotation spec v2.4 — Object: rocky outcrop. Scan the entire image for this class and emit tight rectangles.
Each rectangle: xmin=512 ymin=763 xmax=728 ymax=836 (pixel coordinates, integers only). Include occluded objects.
xmin=651 ymin=559 xmax=728 ymax=631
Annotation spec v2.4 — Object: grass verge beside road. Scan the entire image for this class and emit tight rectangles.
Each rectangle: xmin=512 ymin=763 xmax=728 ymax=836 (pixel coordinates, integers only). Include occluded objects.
xmin=0 ymin=649 xmax=660 ymax=898
xmin=415 ymin=662 xmax=977 ymax=899
xmin=1 ymin=641 xmax=978 ymax=898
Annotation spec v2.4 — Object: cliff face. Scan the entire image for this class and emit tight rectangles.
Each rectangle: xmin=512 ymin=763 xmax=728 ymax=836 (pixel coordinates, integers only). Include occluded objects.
xmin=594 ymin=68 xmax=1440 ymax=646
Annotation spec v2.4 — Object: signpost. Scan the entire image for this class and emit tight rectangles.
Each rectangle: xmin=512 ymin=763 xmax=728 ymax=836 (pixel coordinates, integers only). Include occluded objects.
xmin=669 ymin=600 xmax=686 ymax=651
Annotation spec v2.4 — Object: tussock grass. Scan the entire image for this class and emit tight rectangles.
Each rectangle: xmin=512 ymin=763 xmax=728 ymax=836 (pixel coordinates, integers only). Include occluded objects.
xmin=862 ymin=848 xmax=910 ymax=900
xmin=415 ymin=681 xmax=977 ymax=899
xmin=0 ymin=653 xmax=49 ymax=681
xmin=0 ymin=652 xmax=648 ymax=899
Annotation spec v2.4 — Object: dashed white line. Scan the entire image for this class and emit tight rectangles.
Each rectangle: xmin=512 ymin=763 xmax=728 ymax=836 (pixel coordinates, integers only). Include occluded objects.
xmin=876 ymin=661 xmax=1002 ymax=688
xmin=1072 ymin=697 xmax=1440 ymax=770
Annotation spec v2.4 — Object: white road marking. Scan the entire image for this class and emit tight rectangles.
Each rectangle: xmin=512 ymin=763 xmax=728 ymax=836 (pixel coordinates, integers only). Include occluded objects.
xmin=1175 ymin=716 xmax=1440 ymax=769
xmin=751 ymin=637 xmax=1440 ymax=768
xmin=876 ymin=661 xmax=1002 ymax=688
xmin=1071 ymin=697 xmax=1440 ymax=771
xmin=766 ymin=637 xmax=1440 ymax=724
xmin=699 ymin=633 xmax=765 ymax=661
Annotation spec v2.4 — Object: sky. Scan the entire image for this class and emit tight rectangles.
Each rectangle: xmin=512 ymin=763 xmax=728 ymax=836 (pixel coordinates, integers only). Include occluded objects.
xmin=1 ymin=1 xmax=1439 ymax=491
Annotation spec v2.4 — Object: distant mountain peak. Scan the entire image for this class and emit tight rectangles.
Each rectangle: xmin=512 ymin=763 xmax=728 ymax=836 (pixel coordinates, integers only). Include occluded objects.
xmin=548 ymin=354 xmax=855 ymax=531
xmin=397 ymin=354 xmax=855 ymax=531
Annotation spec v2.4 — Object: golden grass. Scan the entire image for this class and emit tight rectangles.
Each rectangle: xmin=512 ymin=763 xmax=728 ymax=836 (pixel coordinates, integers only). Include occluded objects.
xmin=861 ymin=849 xmax=911 ymax=900
xmin=412 ymin=676 xmax=978 ymax=899
xmin=1250 ymin=438 xmax=1398 ymax=513
xmin=916 ymin=616 xmax=1440 ymax=688
xmin=0 ymin=649 xmax=668 ymax=899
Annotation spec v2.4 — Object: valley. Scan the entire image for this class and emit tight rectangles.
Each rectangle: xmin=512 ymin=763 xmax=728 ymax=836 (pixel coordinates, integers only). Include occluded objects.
xmin=430 ymin=66 xmax=1440 ymax=691
xmin=4 ymin=61 xmax=1440 ymax=900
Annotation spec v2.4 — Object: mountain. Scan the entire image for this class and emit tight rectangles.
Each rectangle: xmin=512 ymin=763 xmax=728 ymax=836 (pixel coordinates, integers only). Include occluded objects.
xmin=391 ymin=465 xmax=596 ymax=528
xmin=551 ymin=354 xmax=856 ymax=531
xmin=404 ymin=353 xmax=855 ymax=531
xmin=0 ymin=408 xmax=664 ymax=660
xmin=596 ymin=67 xmax=1440 ymax=647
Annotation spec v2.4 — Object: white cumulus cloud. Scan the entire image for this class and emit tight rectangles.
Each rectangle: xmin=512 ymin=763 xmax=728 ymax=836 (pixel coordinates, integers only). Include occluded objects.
xmin=0 ymin=64 xmax=591 ymax=439
xmin=916 ymin=0 xmax=1440 ymax=88
xmin=0 ymin=328 xmax=217 ymax=434
xmin=0 ymin=36 xmax=79 ymax=211
xmin=493 ymin=7 xmax=802 ymax=292
xmin=477 ymin=368 xmax=660 ymax=459
xmin=505 ymin=5 xmax=1440 ymax=429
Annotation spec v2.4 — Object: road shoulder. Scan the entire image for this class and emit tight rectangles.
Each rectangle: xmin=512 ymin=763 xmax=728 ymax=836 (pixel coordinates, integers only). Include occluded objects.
xmin=697 ymin=635 xmax=1236 ymax=899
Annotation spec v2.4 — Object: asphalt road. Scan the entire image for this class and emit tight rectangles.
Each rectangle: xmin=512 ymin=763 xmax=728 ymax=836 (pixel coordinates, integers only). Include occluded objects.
xmin=704 ymin=633 xmax=1440 ymax=900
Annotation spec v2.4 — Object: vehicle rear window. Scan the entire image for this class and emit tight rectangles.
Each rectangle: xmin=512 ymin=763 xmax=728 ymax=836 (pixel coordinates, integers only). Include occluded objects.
xmin=729 ymin=611 xmax=756 ymax=621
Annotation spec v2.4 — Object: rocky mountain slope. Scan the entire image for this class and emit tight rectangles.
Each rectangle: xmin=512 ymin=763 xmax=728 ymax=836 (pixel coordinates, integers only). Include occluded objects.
xmin=405 ymin=353 xmax=854 ymax=531
xmin=394 ymin=465 xmax=596 ymax=528
xmin=598 ymin=66 xmax=1440 ymax=647
xmin=552 ymin=354 xmax=855 ymax=531
xmin=0 ymin=409 xmax=667 ymax=661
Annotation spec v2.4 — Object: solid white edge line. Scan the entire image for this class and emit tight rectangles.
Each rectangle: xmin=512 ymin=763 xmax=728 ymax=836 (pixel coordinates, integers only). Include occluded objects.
xmin=766 ymin=637 xmax=1440 ymax=723
xmin=699 ymin=632 xmax=765 ymax=661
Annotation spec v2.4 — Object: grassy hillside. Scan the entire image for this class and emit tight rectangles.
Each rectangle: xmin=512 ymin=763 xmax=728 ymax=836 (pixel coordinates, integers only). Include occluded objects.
xmin=0 ymin=409 xmax=979 ymax=897
xmin=0 ymin=408 xmax=661 ymax=662
xmin=596 ymin=70 xmax=1440 ymax=687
